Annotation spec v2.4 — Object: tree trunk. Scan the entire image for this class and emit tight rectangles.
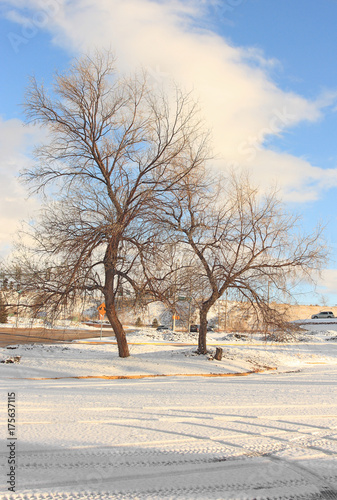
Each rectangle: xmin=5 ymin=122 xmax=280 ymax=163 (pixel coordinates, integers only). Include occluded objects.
xmin=106 ymin=300 xmax=130 ymax=358
xmin=103 ymin=236 xmax=130 ymax=358
xmin=198 ymin=307 xmax=209 ymax=354
xmin=214 ymin=347 xmax=223 ymax=361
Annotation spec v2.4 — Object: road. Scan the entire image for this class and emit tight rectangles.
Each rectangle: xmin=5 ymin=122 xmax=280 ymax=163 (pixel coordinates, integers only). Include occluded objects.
xmin=0 ymin=327 xmax=115 ymax=347
xmin=1 ymin=365 xmax=337 ymax=499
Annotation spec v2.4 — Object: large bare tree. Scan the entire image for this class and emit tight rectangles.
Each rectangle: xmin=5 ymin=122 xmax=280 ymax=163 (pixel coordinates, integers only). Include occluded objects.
xmin=18 ymin=51 xmax=209 ymax=357
xmin=155 ymin=171 xmax=327 ymax=354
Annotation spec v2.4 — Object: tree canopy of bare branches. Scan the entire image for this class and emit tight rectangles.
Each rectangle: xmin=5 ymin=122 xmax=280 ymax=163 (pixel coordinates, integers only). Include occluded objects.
xmin=153 ymin=171 xmax=327 ymax=353
xmin=17 ymin=50 xmax=209 ymax=357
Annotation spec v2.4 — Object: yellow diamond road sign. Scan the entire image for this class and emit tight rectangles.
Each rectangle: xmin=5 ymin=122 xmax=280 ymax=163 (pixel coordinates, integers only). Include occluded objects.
xmin=98 ymin=303 xmax=106 ymax=315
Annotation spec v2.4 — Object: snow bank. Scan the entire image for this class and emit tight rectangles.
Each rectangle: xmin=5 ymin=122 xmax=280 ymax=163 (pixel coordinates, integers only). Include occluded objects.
xmin=0 ymin=324 xmax=336 ymax=380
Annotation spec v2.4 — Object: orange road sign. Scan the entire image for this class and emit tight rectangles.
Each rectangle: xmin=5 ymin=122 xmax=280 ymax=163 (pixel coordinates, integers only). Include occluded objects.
xmin=98 ymin=303 xmax=106 ymax=316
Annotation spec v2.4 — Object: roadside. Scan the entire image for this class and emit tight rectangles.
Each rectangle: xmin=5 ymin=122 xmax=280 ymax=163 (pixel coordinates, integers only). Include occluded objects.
xmin=0 ymin=327 xmax=115 ymax=347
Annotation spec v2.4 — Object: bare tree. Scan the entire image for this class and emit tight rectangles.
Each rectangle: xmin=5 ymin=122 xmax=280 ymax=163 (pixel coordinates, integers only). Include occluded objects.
xmin=17 ymin=51 xmax=209 ymax=357
xmin=139 ymin=242 xmax=203 ymax=331
xmin=155 ymin=171 xmax=327 ymax=354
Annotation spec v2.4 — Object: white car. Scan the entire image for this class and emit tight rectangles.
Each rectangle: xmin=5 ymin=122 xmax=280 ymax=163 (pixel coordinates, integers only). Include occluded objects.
xmin=311 ymin=311 xmax=335 ymax=319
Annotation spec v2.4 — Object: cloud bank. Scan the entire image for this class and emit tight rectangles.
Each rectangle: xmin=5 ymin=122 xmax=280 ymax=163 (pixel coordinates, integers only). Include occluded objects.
xmin=1 ymin=0 xmax=337 ymax=257
xmin=0 ymin=117 xmax=41 ymax=254
xmin=3 ymin=0 xmax=337 ymax=201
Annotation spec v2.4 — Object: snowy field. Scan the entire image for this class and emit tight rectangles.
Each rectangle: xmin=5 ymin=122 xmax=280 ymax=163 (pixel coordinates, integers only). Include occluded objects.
xmin=1 ymin=323 xmax=337 ymax=499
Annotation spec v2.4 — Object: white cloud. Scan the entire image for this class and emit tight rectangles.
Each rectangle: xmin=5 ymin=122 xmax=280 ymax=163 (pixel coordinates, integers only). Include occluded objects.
xmin=37 ymin=0 xmax=337 ymax=198
xmin=0 ymin=117 xmax=41 ymax=256
xmin=1 ymin=0 xmax=337 ymax=203
xmin=315 ymin=269 xmax=337 ymax=299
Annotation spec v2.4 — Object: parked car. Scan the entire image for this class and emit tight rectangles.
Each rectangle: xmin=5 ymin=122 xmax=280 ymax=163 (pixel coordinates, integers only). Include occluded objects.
xmin=311 ymin=311 xmax=335 ymax=319
xmin=156 ymin=325 xmax=169 ymax=331
xmin=190 ymin=324 xmax=214 ymax=332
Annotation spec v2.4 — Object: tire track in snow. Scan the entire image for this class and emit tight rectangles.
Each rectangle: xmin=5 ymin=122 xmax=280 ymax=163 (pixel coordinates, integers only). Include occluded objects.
xmin=3 ymin=425 xmax=336 ymax=498
xmin=0 ymin=456 xmax=329 ymax=499
xmin=266 ymin=454 xmax=337 ymax=500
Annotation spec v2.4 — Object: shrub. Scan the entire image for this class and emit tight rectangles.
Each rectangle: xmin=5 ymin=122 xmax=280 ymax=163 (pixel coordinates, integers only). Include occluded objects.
xmin=0 ymin=293 xmax=8 ymax=323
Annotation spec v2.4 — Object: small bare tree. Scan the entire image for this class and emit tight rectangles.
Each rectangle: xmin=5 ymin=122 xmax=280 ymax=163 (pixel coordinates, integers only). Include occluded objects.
xmin=139 ymin=243 xmax=203 ymax=331
xmin=17 ymin=51 xmax=209 ymax=357
xmin=156 ymin=171 xmax=327 ymax=354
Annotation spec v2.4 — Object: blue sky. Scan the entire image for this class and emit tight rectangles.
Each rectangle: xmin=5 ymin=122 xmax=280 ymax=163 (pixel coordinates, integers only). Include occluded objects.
xmin=1 ymin=0 xmax=337 ymax=305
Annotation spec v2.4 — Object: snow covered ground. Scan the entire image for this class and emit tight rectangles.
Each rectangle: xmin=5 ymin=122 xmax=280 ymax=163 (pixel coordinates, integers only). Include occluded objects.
xmin=1 ymin=323 xmax=337 ymax=499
